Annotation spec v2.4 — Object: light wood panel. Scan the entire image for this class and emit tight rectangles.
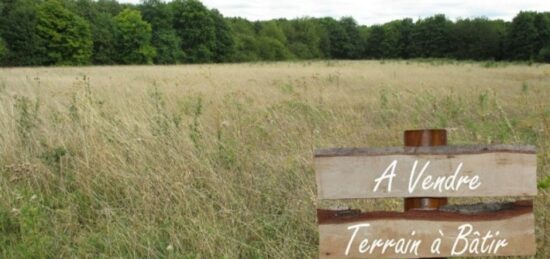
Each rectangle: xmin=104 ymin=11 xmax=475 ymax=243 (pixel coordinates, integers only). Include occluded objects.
xmin=318 ymin=201 xmax=535 ymax=258
xmin=315 ymin=145 xmax=537 ymax=199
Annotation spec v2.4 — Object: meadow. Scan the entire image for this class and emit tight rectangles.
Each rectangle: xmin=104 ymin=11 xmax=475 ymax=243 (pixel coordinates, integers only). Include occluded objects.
xmin=0 ymin=60 xmax=549 ymax=258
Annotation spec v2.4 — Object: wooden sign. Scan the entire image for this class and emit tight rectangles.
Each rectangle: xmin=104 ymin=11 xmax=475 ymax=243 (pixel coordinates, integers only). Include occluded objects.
xmin=314 ymin=141 xmax=537 ymax=258
xmin=318 ymin=201 xmax=535 ymax=258
xmin=315 ymin=145 xmax=537 ymax=199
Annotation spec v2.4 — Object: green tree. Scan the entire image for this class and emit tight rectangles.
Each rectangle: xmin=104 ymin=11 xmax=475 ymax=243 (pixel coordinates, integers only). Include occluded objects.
xmin=364 ymin=25 xmax=385 ymax=58
xmin=69 ymin=0 xmax=122 ymax=64
xmin=281 ymin=18 xmax=323 ymax=59
xmin=395 ymin=18 xmax=415 ymax=58
xmin=153 ymin=30 xmax=184 ymax=64
xmin=36 ymin=0 xmax=93 ymax=65
xmin=66 ymin=0 xmax=97 ymax=20
xmin=256 ymin=21 xmax=292 ymax=60
xmin=318 ymin=17 xmax=363 ymax=59
xmin=114 ymin=8 xmax=156 ymax=64
xmin=364 ymin=21 xmax=412 ymax=59
xmin=95 ymin=0 xmax=123 ymax=15
xmin=358 ymin=25 xmax=370 ymax=58
xmin=319 ymin=17 xmax=348 ymax=59
xmin=534 ymin=13 xmax=550 ymax=61
xmin=381 ymin=22 xmax=402 ymax=58
xmin=65 ymin=0 xmax=122 ymax=17
xmin=141 ymin=0 xmax=184 ymax=64
xmin=452 ymin=18 xmax=506 ymax=60
xmin=412 ymin=14 xmax=454 ymax=58
xmin=0 ymin=0 xmax=6 ymax=62
xmin=1 ymin=0 xmax=46 ymax=66
xmin=538 ymin=46 xmax=550 ymax=62
xmin=0 ymin=0 xmax=17 ymax=30
xmin=211 ymin=9 xmax=235 ymax=62
xmin=339 ymin=17 xmax=363 ymax=58
xmin=2 ymin=2 xmax=549 ymax=66
xmin=233 ymin=35 xmax=259 ymax=62
xmin=0 ymin=1 xmax=5 ymax=28
xmin=507 ymin=12 xmax=539 ymax=60
xmin=0 ymin=37 xmax=6 ymax=62
xmin=257 ymin=36 xmax=291 ymax=61
xmin=227 ymin=18 xmax=259 ymax=62
xmin=171 ymin=0 xmax=216 ymax=63
xmin=259 ymin=21 xmax=287 ymax=44
xmin=90 ymin=12 xmax=118 ymax=64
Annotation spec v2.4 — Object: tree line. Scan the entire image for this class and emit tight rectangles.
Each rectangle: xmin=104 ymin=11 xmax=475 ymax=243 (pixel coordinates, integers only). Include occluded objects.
xmin=0 ymin=0 xmax=549 ymax=66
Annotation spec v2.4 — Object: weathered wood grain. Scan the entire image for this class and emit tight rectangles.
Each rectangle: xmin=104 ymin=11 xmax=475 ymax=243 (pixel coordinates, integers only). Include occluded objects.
xmin=315 ymin=144 xmax=536 ymax=157
xmin=318 ymin=201 xmax=535 ymax=258
xmin=315 ymin=145 xmax=536 ymax=199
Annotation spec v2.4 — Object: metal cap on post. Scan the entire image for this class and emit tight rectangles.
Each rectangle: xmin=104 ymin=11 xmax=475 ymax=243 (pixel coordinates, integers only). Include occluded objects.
xmin=404 ymin=129 xmax=448 ymax=211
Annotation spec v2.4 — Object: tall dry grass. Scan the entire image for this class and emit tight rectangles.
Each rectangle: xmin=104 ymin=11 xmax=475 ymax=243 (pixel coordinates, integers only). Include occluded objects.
xmin=0 ymin=60 xmax=549 ymax=258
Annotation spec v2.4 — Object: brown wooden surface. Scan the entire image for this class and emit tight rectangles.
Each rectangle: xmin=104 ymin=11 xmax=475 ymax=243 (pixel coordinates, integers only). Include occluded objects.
xmin=404 ymin=198 xmax=448 ymax=212
xmin=318 ymin=201 xmax=535 ymax=258
xmin=315 ymin=145 xmax=537 ymax=199
xmin=404 ymin=129 xmax=447 ymax=147
xmin=315 ymin=144 xmax=536 ymax=157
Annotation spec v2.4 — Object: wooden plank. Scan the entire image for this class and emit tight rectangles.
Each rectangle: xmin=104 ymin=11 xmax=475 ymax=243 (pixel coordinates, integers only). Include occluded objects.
xmin=315 ymin=144 xmax=536 ymax=157
xmin=315 ymin=145 xmax=537 ymax=199
xmin=318 ymin=201 xmax=535 ymax=258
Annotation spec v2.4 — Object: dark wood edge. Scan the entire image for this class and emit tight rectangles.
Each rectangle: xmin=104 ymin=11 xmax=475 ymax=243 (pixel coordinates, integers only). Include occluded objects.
xmin=317 ymin=200 xmax=533 ymax=224
xmin=315 ymin=144 xmax=536 ymax=157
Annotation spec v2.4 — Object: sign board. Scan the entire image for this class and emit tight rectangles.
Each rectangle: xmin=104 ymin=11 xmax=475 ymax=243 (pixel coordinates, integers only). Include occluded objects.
xmin=314 ymin=144 xmax=537 ymax=258
xmin=315 ymin=145 xmax=537 ymax=199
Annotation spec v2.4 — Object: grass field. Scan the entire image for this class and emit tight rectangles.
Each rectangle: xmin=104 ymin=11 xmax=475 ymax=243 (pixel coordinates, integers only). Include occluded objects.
xmin=0 ymin=60 xmax=549 ymax=258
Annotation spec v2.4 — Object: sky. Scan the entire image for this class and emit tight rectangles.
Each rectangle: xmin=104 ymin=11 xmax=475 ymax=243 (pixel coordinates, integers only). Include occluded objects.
xmin=119 ymin=0 xmax=550 ymax=26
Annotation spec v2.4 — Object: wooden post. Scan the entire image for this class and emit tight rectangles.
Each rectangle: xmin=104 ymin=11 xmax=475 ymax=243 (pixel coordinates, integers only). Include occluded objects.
xmin=404 ymin=129 xmax=447 ymax=259
xmin=404 ymin=129 xmax=448 ymax=210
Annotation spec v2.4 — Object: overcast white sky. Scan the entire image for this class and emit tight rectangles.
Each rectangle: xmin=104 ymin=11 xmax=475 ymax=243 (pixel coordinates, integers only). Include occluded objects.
xmin=120 ymin=0 xmax=550 ymax=25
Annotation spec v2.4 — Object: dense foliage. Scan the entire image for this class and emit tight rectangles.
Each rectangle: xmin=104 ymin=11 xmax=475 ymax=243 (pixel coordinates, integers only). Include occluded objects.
xmin=36 ymin=0 xmax=93 ymax=65
xmin=0 ymin=0 xmax=549 ymax=66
